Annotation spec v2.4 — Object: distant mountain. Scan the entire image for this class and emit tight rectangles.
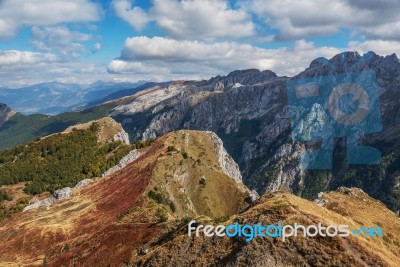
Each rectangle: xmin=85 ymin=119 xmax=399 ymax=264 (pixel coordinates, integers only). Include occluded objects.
xmin=1 ymin=64 xmax=400 ymax=265
xmin=1 ymin=51 xmax=400 ymax=214
xmin=84 ymin=81 xmax=171 ymax=108
xmin=0 ymin=81 xmax=147 ymax=115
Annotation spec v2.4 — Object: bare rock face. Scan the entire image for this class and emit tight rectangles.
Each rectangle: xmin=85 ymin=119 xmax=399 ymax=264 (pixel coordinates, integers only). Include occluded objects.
xmin=102 ymin=149 xmax=141 ymax=177
xmin=207 ymin=131 xmax=243 ymax=183
xmin=109 ymin=52 xmax=400 ymax=212
xmin=0 ymin=104 xmax=15 ymax=127
xmin=203 ymin=131 xmax=258 ymax=201
xmin=313 ymin=192 xmax=329 ymax=207
xmin=113 ymin=130 xmax=130 ymax=145
xmin=23 ymin=197 xmax=55 ymax=212
xmin=24 ymin=179 xmax=94 ymax=212
xmin=75 ymin=179 xmax=93 ymax=189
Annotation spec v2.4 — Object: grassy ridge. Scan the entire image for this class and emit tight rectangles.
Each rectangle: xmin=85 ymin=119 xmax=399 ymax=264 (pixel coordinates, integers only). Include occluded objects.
xmin=0 ymin=103 xmax=116 ymax=151
xmin=0 ymin=125 xmax=133 ymax=195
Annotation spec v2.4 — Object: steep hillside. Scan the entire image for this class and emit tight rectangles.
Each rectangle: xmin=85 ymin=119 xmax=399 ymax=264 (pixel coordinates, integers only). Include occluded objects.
xmin=1 ymin=52 xmax=400 ymax=213
xmin=107 ymin=52 xmax=400 ymax=213
xmin=0 ymin=130 xmax=253 ymax=266
xmin=133 ymin=188 xmax=400 ymax=267
xmin=0 ymin=117 xmax=133 ymax=221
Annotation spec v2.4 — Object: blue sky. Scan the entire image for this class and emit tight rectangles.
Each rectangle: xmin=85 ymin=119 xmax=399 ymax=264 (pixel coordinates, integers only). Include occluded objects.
xmin=0 ymin=0 xmax=399 ymax=87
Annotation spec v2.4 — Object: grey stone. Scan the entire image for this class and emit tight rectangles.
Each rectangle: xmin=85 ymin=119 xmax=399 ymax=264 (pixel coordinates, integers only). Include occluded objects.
xmin=53 ymin=187 xmax=72 ymax=200
xmin=75 ymin=179 xmax=93 ymax=189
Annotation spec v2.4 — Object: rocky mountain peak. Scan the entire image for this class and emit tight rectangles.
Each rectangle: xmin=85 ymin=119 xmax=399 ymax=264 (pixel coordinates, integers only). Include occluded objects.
xmin=226 ymin=69 xmax=277 ymax=81
xmin=210 ymin=69 xmax=278 ymax=89
xmin=331 ymin=51 xmax=361 ymax=64
xmin=299 ymin=50 xmax=400 ymax=78
xmin=64 ymin=117 xmax=130 ymax=144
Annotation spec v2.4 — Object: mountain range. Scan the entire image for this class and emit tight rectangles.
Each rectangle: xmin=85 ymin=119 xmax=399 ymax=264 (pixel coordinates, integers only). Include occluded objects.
xmin=0 ymin=81 xmax=151 ymax=115
xmin=1 ymin=51 xmax=400 ymax=213
xmin=0 ymin=119 xmax=398 ymax=266
xmin=1 ymin=51 xmax=400 ymax=265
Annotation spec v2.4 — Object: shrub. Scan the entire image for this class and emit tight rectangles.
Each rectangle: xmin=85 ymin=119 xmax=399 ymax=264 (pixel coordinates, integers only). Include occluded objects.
xmin=148 ymin=190 xmax=165 ymax=204
xmin=157 ymin=208 xmax=168 ymax=223
xmin=63 ymin=243 xmax=71 ymax=252
xmin=181 ymin=216 xmax=192 ymax=224
xmin=167 ymin=145 xmax=177 ymax=152
xmin=169 ymin=201 xmax=176 ymax=212
xmin=0 ymin=190 xmax=12 ymax=201
xmin=199 ymin=177 xmax=206 ymax=187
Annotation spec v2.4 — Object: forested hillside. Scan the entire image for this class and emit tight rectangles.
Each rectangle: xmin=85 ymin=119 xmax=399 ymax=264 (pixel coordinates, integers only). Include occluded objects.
xmin=0 ymin=127 xmax=128 ymax=194
xmin=0 ymin=103 xmax=116 ymax=150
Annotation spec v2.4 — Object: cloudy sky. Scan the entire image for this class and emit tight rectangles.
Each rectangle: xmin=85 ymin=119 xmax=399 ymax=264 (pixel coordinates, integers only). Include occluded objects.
xmin=0 ymin=0 xmax=400 ymax=87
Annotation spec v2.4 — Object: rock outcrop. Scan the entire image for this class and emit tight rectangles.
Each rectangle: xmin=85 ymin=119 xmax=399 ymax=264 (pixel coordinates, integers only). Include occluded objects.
xmin=64 ymin=117 xmax=130 ymax=144
xmin=22 ymin=197 xmax=55 ymax=212
xmin=23 ymin=180 xmax=93 ymax=212
xmin=207 ymin=131 xmax=243 ymax=183
xmin=53 ymin=187 xmax=72 ymax=200
xmin=74 ymin=179 xmax=93 ymax=189
xmin=102 ymin=149 xmax=142 ymax=177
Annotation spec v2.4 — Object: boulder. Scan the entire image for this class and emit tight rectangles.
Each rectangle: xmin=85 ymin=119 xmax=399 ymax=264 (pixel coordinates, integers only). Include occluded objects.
xmin=53 ymin=187 xmax=72 ymax=200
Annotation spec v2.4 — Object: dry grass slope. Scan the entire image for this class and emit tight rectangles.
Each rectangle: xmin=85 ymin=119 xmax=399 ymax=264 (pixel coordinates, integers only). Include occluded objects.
xmin=133 ymin=191 xmax=400 ymax=267
xmin=0 ymin=130 xmax=249 ymax=266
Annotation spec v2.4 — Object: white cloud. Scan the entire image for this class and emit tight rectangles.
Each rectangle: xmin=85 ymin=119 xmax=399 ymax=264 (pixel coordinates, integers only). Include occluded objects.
xmin=0 ymin=49 xmax=161 ymax=87
xmin=0 ymin=51 xmax=105 ymax=87
xmin=0 ymin=50 xmax=57 ymax=65
xmin=0 ymin=0 xmax=102 ymax=38
xmin=244 ymin=0 xmax=400 ymax=40
xmin=108 ymin=36 xmax=341 ymax=79
xmin=360 ymin=21 xmax=400 ymax=41
xmin=108 ymin=60 xmax=169 ymax=74
xmin=112 ymin=0 xmax=151 ymax=31
xmin=112 ymin=0 xmax=255 ymax=39
xmin=31 ymin=26 xmax=92 ymax=58
xmin=348 ymin=40 xmax=400 ymax=56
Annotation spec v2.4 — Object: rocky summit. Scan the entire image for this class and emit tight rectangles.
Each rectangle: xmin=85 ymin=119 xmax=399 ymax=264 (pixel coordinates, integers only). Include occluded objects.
xmin=105 ymin=52 xmax=400 ymax=213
